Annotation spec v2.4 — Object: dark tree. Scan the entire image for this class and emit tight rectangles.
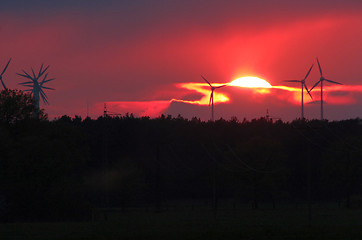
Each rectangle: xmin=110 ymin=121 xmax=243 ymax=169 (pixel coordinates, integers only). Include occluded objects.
xmin=0 ymin=89 xmax=46 ymax=123
xmin=321 ymin=136 xmax=362 ymax=207
xmin=230 ymin=136 xmax=288 ymax=209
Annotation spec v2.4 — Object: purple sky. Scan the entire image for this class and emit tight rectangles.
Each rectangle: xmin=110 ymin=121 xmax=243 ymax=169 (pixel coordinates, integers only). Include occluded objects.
xmin=1 ymin=0 xmax=362 ymax=121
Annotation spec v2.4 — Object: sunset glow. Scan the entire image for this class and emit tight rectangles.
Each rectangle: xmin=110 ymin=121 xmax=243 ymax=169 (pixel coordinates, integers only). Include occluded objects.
xmin=1 ymin=0 xmax=362 ymax=121
xmin=174 ymin=82 xmax=230 ymax=105
xmin=229 ymin=77 xmax=272 ymax=88
xmin=91 ymin=82 xmax=362 ymax=120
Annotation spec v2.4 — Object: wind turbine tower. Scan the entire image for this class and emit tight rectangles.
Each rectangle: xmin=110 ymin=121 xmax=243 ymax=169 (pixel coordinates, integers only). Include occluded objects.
xmin=17 ymin=64 xmax=55 ymax=117
xmin=284 ymin=64 xmax=314 ymax=119
xmin=0 ymin=58 xmax=12 ymax=91
xmin=310 ymin=58 xmax=342 ymax=120
xmin=201 ymin=75 xmax=227 ymax=121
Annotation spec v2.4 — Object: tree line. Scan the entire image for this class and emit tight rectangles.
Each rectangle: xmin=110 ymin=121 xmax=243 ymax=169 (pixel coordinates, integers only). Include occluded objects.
xmin=0 ymin=90 xmax=362 ymax=221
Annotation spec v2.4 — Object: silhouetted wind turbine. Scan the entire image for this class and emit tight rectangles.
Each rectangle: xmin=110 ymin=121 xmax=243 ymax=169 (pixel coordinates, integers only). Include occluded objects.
xmin=284 ymin=64 xmax=314 ymax=119
xmin=0 ymin=58 xmax=12 ymax=92
xmin=201 ymin=75 xmax=227 ymax=121
xmin=17 ymin=64 xmax=55 ymax=117
xmin=310 ymin=58 xmax=342 ymax=120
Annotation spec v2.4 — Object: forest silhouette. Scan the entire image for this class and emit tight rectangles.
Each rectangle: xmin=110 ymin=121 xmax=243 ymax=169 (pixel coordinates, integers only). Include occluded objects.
xmin=0 ymin=90 xmax=362 ymax=222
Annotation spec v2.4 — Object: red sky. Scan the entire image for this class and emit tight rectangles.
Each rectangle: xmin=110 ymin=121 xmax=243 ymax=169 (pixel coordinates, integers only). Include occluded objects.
xmin=1 ymin=1 xmax=362 ymax=121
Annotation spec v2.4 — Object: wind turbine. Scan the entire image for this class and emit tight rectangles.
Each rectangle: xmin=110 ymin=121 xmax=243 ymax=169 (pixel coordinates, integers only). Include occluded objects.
xmin=0 ymin=58 xmax=12 ymax=92
xmin=17 ymin=64 xmax=55 ymax=117
xmin=201 ymin=75 xmax=227 ymax=121
xmin=310 ymin=58 xmax=342 ymax=120
xmin=284 ymin=64 xmax=314 ymax=119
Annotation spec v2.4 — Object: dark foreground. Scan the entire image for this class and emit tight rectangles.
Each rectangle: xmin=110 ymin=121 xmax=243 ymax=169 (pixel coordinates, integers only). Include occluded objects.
xmin=2 ymin=205 xmax=362 ymax=240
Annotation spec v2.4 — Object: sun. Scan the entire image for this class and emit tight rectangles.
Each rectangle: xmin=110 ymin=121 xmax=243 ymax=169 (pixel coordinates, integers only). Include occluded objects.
xmin=229 ymin=76 xmax=272 ymax=88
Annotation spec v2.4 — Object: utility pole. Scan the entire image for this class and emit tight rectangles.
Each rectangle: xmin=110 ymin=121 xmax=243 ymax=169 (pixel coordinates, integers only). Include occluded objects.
xmin=104 ymin=103 xmax=108 ymax=118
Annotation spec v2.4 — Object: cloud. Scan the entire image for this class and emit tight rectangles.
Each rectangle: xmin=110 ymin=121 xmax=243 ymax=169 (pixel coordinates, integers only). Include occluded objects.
xmin=101 ymin=101 xmax=172 ymax=118
xmin=97 ymin=77 xmax=362 ymax=119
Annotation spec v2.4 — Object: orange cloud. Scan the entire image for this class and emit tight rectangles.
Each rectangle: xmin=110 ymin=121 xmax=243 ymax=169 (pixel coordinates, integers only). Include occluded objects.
xmin=172 ymin=81 xmax=362 ymax=109
xmin=306 ymin=85 xmax=362 ymax=105
xmin=103 ymin=101 xmax=172 ymax=118
xmin=173 ymin=82 xmax=230 ymax=105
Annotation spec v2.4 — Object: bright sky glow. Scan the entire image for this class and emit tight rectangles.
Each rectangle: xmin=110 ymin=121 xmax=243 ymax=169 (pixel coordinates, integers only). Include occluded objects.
xmin=2 ymin=0 xmax=362 ymax=121
xmin=229 ymin=77 xmax=272 ymax=88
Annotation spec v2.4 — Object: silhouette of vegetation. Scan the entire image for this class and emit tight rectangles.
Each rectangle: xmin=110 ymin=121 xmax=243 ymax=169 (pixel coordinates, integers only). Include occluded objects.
xmin=0 ymin=98 xmax=362 ymax=223
xmin=0 ymin=89 xmax=46 ymax=123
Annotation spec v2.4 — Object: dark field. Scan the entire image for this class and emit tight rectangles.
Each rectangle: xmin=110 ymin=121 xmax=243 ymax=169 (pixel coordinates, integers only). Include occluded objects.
xmin=2 ymin=203 xmax=362 ymax=240
xmin=1 ymin=116 xmax=362 ymax=239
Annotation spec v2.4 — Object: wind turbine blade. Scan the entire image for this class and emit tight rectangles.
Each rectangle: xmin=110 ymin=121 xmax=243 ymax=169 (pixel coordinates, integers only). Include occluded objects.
xmin=16 ymin=73 xmax=32 ymax=80
xmin=40 ymin=73 xmax=48 ymax=86
xmin=1 ymin=58 xmax=11 ymax=76
xmin=31 ymin=68 xmax=37 ymax=79
xmin=42 ymin=78 xmax=56 ymax=84
xmin=41 ymin=94 xmax=49 ymax=104
xmin=303 ymin=83 xmax=309 ymax=93
xmin=304 ymin=64 xmax=314 ymax=80
xmin=304 ymin=83 xmax=313 ymax=99
xmin=208 ymin=92 xmax=213 ymax=106
xmin=17 ymin=70 xmax=34 ymax=80
xmin=19 ymin=82 xmax=33 ymax=84
xmin=310 ymin=80 xmax=321 ymax=92
xmin=215 ymin=84 xmax=227 ymax=89
xmin=40 ymin=88 xmax=49 ymax=103
xmin=284 ymin=80 xmax=301 ymax=83
xmin=0 ymin=79 xmax=7 ymax=90
xmin=22 ymin=70 xmax=33 ymax=78
xmin=201 ymin=75 xmax=212 ymax=87
xmin=40 ymin=89 xmax=48 ymax=100
xmin=316 ymin=58 xmax=323 ymax=76
xmin=38 ymin=64 xmax=44 ymax=77
xmin=325 ymin=79 xmax=342 ymax=85
xmin=40 ymin=65 xmax=49 ymax=77
xmin=41 ymin=86 xmax=55 ymax=90
xmin=20 ymin=84 xmax=34 ymax=88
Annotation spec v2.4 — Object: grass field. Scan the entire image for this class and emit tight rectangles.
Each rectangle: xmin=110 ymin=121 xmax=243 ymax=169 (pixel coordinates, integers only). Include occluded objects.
xmin=1 ymin=203 xmax=362 ymax=240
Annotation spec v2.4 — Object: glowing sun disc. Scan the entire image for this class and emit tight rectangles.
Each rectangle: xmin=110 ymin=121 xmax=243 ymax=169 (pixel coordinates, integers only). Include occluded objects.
xmin=229 ymin=77 xmax=272 ymax=88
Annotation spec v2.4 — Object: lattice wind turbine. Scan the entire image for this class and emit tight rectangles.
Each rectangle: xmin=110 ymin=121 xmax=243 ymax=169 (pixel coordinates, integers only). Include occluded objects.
xmin=17 ymin=64 xmax=55 ymax=115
